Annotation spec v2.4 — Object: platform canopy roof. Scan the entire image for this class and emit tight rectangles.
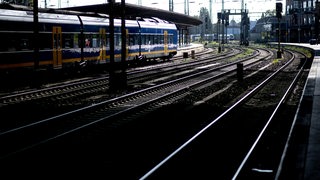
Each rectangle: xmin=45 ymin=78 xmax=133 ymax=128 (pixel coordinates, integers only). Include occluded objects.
xmin=0 ymin=2 xmax=202 ymax=28
xmin=61 ymin=2 xmax=203 ymax=28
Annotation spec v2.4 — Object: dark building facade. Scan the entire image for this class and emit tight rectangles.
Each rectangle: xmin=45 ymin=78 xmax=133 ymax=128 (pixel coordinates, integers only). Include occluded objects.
xmin=286 ymin=0 xmax=319 ymax=43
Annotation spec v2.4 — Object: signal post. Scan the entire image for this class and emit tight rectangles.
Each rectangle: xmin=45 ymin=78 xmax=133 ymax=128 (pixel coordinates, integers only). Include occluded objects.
xmin=276 ymin=2 xmax=282 ymax=58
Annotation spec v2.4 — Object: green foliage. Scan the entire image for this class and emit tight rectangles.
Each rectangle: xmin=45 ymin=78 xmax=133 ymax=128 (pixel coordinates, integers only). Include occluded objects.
xmin=285 ymin=46 xmax=313 ymax=59
xmin=264 ymin=10 xmax=276 ymax=17
xmin=228 ymin=48 xmax=254 ymax=61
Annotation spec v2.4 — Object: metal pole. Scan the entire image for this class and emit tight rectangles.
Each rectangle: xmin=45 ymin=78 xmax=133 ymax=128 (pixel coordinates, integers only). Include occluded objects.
xmin=221 ymin=0 xmax=224 ymax=49
xmin=169 ymin=0 xmax=173 ymax=12
xmin=121 ymin=0 xmax=126 ymax=64
xmin=120 ymin=0 xmax=127 ymax=88
xmin=108 ymin=0 xmax=115 ymax=65
xmin=218 ymin=13 xmax=221 ymax=53
xmin=32 ymin=0 xmax=40 ymax=88
xmin=276 ymin=2 xmax=282 ymax=58
xmin=33 ymin=0 xmax=39 ymax=70
xmin=184 ymin=0 xmax=189 ymax=15
xmin=108 ymin=0 xmax=116 ymax=90
xmin=278 ymin=17 xmax=281 ymax=57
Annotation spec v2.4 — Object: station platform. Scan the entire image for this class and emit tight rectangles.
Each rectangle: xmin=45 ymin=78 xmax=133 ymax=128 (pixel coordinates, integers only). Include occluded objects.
xmin=272 ymin=43 xmax=320 ymax=179
xmin=176 ymin=43 xmax=204 ymax=56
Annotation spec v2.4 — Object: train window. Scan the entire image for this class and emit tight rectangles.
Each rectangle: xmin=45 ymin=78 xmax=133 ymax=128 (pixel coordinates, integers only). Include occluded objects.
xmin=99 ymin=34 xmax=106 ymax=47
xmin=64 ymin=38 xmax=72 ymax=48
xmin=92 ymin=38 xmax=98 ymax=48
xmin=114 ymin=34 xmax=121 ymax=47
xmin=0 ymin=34 xmax=7 ymax=51
xmin=106 ymin=34 xmax=110 ymax=47
xmin=78 ymin=36 xmax=83 ymax=48
xmin=73 ymin=34 xmax=79 ymax=48
xmin=19 ymin=33 xmax=33 ymax=51
xmin=147 ymin=36 xmax=150 ymax=45
xmin=39 ymin=33 xmax=51 ymax=49
xmin=0 ymin=34 xmax=4 ymax=50
xmin=160 ymin=35 xmax=164 ymax=44
xmin=145 ymin=35 xmax=149 ymax=45
xmin=154 ymin=35 xmax=157 ymax=44
xmin=129 ymin=35 xmax=134 ymax=46
xmin=7 ymin=38 xmax=17 ymax=51
xmin=141 ymin=35 xmax=145 ymax=45
xmin=132 ymin=35 xmax=137 ymax=45
xmin=91 ymin=34 xmax=99 ymax=48
xmin=154 ymin=36 xmax=158 ymax=44
xmin=85 ymin=38 xmax=91 ymax=47
xmin=20 ymin=39 xmax=30 ymax=50
xmin=63 ymin=34 xmax=74 ymax=49
xmin=169 ymin=35 xmax=173 ymax=44
xmin=84 ymin=34 xmax=92 ymax=48
xmin=152 ymin=36 xmax=155 ymax=44
xmin=84 ymin=34 xmax=99 ymax=48
xmin=137 ymin=35 xmax=141 ymax=45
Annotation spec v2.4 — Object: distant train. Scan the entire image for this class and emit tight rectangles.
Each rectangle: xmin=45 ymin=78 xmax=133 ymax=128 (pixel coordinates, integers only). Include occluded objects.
xmin=191 ymin=33 xmax=235 ymax=42
xmin=0 ymin=5 xmax=178 ymax=73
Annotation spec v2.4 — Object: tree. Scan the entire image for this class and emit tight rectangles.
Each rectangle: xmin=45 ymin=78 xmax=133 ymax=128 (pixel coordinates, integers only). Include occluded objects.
xmin=188 ymin=7 xmax=213 ymax=41
xmin=264 ymin=10 xmax=276 ymax=17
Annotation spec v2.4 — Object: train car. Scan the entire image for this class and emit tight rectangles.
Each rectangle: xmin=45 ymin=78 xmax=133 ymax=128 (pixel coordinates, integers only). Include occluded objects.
xmin=0 ymin=5 xmax=178 ymax=73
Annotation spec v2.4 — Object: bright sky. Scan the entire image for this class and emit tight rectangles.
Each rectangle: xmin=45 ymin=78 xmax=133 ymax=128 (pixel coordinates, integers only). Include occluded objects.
xmin=42 ymin=0 xmax=285 ymax=22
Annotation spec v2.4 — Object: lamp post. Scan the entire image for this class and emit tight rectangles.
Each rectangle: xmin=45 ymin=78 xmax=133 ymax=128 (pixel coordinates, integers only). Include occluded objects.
xmin=169 ymin=0 xmax=173 ymax=11
xmin=184 ymin=0 xmax=189 ymax=15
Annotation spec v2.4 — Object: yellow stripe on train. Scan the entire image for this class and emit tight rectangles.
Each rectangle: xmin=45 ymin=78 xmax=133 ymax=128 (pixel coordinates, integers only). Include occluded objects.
xmin=0 ymin=50 xmax=177 ymax=69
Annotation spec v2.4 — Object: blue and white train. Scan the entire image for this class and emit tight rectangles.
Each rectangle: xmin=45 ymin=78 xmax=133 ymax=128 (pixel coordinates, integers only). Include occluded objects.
xmin=0 ymin=5 xmax=178 ymax=72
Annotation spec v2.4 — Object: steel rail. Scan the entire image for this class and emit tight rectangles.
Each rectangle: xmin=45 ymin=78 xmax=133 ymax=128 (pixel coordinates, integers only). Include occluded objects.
xmin=0 ymin=48 xmax=264 ymax=136
xmin=232 ymin=51 xmax=307 ymax=179
xmin=139 ymin=50 xmax=295 ymax=180
xmin=0 ymin=49 xmax=271 ymax=159
xmin=0 ymin=47 xmax=239 ymax=105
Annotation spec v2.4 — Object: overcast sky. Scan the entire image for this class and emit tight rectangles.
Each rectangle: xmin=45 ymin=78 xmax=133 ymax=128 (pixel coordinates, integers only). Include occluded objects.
xmin=42 ymin=0 xmax=284 ymax=21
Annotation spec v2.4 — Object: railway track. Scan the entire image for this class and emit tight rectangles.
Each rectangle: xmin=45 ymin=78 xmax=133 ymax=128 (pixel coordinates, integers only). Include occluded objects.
xmin=0 ymin=47 xmax=234 ymax=105
xmin=0 ymin=47 xmax=250 ymax=131
xmin=139 ymin=50 xmax=309 ymax=179
xmin=0 ymin=48 xmax=271 ymax=161
xmin=1 ymin=47 xmax=307 ymax=180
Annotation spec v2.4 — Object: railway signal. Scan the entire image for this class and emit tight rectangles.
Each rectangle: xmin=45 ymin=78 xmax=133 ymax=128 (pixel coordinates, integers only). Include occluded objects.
xmin=276 ymin=2 xmax=282 ymax=19
xmin=276 ymin=2 xmax=282 ymax=58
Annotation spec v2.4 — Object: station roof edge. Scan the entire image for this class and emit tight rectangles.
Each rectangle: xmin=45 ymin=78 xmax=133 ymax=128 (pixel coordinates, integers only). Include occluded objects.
xmin=61 ymin=2 xmax=203 ymax=28
xmin=0 ymin=2 xmax=202 ymax=28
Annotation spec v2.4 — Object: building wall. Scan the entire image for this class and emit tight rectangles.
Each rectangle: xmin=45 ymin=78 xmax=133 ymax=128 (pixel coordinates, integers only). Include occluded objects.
xmin=286 ymin=0 xmax=318 ymax=43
